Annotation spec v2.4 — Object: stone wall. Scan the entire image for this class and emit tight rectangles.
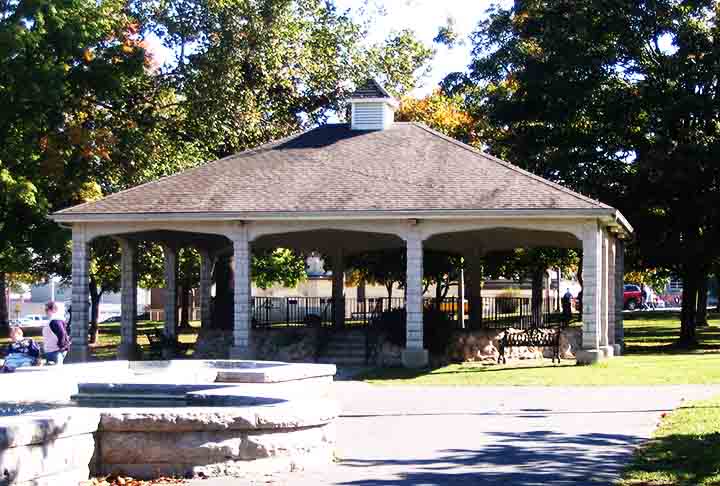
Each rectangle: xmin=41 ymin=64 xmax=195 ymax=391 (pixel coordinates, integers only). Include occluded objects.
xmin=446 ymin=327 xmax=583 ymax=363
xmin=97 ymin=399 xmax=337 ymax=478
xmin=194 ymin=328 xmax=320 ymax=363
xmin=0 ymin=410 xmax=99 ymax=486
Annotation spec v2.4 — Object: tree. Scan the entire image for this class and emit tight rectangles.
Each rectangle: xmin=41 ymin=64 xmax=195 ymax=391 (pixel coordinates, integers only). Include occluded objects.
xmin=347 ymin=250 xmax=406 ymax=300
xmin=136 ymin=0 xmax=435 ymax=158
xmin=395 ymin=89 xmax=481 ymax=146
xmin=0 ymin=166 xmax=47 ymax=330
xmin=458 ymin=0 xmax=720 ymax=345
xmin=252 ymin=249 xmax=307 ymax=290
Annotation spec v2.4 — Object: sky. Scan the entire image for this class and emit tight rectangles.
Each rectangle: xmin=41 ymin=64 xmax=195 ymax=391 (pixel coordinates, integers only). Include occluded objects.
xmin=143 ymin=0 xmax=513 ymax=97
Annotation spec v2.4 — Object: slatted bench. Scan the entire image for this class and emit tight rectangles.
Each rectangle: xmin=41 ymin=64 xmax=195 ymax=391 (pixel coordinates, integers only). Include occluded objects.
xmin=498 ymin=327 xmax=561 ymax=364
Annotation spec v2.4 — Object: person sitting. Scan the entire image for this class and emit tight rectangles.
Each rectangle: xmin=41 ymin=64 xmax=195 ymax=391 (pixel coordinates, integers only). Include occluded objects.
xmin=42 ymin=301 xmax=70 ymax=365
xmin=2 ymin=327 xmax=41 ymax=372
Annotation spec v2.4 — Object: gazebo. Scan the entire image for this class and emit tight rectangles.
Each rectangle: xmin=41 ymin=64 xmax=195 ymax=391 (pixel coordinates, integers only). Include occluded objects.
xmin=52 ymin=80 xmax=632 ymax=367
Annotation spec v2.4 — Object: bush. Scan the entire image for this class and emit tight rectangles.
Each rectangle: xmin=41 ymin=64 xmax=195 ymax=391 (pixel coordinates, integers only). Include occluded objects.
xmin=371 ymin=307 xmax=456 ymax=356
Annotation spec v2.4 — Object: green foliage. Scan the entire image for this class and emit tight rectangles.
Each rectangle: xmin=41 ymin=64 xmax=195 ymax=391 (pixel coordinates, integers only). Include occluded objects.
xmin=624 ymin=269 xmax=672 ymax=294
xmin=136 ymin=0 xmax=434 ymax=156
xmin=347 ymin=250 xmax=406 ymax=298
xmin=252 ymin=249 xmax=307 ymax=290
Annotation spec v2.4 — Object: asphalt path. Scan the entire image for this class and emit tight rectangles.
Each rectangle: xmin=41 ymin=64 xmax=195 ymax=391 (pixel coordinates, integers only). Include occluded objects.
xmin=188 ymin=382 xmax=719 ymax=486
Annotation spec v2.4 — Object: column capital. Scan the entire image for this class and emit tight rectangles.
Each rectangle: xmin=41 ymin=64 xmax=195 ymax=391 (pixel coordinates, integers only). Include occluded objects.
xmin=227 ymin=221 xmax=249 ymax=242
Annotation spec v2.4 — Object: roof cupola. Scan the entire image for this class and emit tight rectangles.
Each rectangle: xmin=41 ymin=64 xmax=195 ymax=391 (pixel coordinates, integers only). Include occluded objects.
xmin=349 ymin=79 xmax=398 ymax=130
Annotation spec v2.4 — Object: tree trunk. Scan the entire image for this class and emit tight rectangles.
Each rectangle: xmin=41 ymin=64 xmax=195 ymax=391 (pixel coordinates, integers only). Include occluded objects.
xmin=434 ymin=276 xmax=443 ymax=309
xmin=696 ymin=273 xmax=708 ymax=327
xmin=180 ymin=280 xmax=190 ymax=329
xmin=0 ymin=272 xmax=8 ymax=333
xmin=386 ymin=282 xmax=393 ymax=301
xmin=88 ymin=279 xmax=102 ymax=344
xmin=531 ymin=266 xmax=545 ymax=327
xmin=679 ymin=267 xmax=699 ymax=347
xmin=212 ymin=256 xmax=232 ymax=330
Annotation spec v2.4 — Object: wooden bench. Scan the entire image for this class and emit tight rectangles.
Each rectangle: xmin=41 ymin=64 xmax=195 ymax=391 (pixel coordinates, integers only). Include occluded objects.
xmin=498 ymin=327 xmax=561 ymax=364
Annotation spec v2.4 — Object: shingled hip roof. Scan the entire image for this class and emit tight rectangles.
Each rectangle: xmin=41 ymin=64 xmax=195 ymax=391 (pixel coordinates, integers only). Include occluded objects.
xmin=54 ymin=122 xmax=623 ymax=222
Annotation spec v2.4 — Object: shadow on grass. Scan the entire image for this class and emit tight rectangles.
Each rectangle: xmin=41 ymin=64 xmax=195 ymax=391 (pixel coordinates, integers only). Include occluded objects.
xmin=623 ymin=431 xmax=720 ymax=486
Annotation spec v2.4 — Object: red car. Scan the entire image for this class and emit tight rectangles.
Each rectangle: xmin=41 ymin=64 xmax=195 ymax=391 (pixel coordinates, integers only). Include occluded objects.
xmin=623 ymin=284 xmax=642 ymax=310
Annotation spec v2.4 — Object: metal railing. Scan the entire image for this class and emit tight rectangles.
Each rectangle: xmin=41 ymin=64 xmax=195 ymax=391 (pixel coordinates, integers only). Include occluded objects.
xmin=251 ymin=297 xmax=405 ymax=328
xmin=251 ymin=295 xmax=571 ymax=329
xmin=424 ymin=296 xmax=570 ymax=329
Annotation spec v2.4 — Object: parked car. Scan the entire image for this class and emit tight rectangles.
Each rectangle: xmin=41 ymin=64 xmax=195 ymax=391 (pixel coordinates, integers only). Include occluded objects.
xmin=623 ymin=284 xmax=642 ymax=310
xmin=18 ymin=314 xmax=48 ymax=329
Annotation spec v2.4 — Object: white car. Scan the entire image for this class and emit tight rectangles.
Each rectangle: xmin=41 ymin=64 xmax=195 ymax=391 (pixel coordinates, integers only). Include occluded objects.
xmin=18 ymin=314 xmax=48 ymax=329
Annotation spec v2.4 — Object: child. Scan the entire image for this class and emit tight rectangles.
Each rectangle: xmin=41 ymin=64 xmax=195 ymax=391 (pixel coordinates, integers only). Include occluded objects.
xmin=2 ymin=327 xmax=40 ymax=372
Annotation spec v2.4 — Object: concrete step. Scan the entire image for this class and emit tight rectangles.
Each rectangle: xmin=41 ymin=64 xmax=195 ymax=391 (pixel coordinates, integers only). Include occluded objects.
xmin=316 ymin=356 xmax=368 ymax=365
xmin=324 ymin=342 xmax=366 ymax=351
xmin=321 ymin=349 xmax=367 ymax=359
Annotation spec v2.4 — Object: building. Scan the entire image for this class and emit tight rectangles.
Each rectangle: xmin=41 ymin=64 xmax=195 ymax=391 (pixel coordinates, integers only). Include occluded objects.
xmin=52 ymin=79 xmax=632 ymax=367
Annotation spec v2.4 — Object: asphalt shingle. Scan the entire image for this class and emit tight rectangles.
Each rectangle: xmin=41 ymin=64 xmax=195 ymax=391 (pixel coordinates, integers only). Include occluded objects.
xmin=55 ymin=122 xmax=612 ymax=216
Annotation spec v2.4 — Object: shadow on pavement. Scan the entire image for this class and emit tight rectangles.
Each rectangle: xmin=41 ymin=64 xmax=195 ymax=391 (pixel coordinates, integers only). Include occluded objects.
xmin=335 ymin=430 xmax=643 ymax=486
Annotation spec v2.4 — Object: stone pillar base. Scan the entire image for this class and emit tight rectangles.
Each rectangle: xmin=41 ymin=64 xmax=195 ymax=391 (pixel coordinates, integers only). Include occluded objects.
xmin=401 ymin=348 xmax=429 ymax=368
xmin=600 ymin=345 xmax=614 ymax=358
xmin=575 ymin=349 xmax=604 ymax=365
xmin=229 ymin=345 xmax=253 ymax=360
xmin=613 ymin=343 xmax=623 ymax=356
xmin=67 ymin=344 xmax=90 ymax=363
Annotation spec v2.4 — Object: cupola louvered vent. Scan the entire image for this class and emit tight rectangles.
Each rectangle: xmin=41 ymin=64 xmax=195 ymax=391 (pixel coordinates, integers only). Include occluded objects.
xmin=349 ymin=79 xmax=398 ymax=131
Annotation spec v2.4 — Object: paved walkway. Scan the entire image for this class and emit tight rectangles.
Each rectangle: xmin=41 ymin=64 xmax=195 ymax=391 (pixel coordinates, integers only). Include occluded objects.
xmin=189 ymin=383 xmax=718 ymax=486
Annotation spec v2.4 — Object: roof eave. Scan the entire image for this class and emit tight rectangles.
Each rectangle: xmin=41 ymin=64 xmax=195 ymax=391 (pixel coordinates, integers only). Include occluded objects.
xmin=51 ymin=207 xmax=621 ymax=224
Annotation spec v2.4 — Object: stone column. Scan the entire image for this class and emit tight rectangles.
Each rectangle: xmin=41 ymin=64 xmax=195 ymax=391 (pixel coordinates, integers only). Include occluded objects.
xmin=577 ymin=222 xmax=603 ymax=364
xmin=607 ymin=234 xmax=617 ymax=349
xmin=199 ymin=249 xmax=213 ymax=329
xmin=69 ymin=225 xmax=90 ymax=363
xmin=465 ymin=249 xmax=483 ymax=330
xmin=402 ymin=228 xmax=428 ymax=368
xmin=614 ymin=238 xmax=625 ymax=354
xmin=458 ymin=264 xmax=466 ymax=329
xmin=599 ymin=229 xmax=613 ymax=357
xmin=118 ymin=238 xmax=138 ymax=360
xmin=230 ymin=225 xmax=252 ymax=359
xmin=331 ymin=248 xmax=345 ymax=328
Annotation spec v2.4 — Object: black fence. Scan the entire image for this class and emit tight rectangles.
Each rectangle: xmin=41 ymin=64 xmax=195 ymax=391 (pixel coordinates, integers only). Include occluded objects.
xmin=424 ymin=296 xmax=569 ymax=330
xmin=252 ymin=297 xmax=405 ymax=328
xmin=252 ymin=295 xmax=572 ymax=329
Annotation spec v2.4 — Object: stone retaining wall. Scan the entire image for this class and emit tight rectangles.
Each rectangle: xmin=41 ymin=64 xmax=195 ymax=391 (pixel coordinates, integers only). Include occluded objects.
xmin=0 ymin=410 xmax=99 ymax=486
xmin=447 ymin=327 xmax=583 ymax=363
xmin=97 ymin=399 xmax=337 ymax=478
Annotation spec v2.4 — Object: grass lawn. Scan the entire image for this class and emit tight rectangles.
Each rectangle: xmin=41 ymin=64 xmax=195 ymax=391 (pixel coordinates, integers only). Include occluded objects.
xmin=620 ymin=394 xmax=720 ymax=486
xmin=360 ymin=311 xmax=720 ymax=386
xmin=0 ymin=320 xmax=200 ymax=361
